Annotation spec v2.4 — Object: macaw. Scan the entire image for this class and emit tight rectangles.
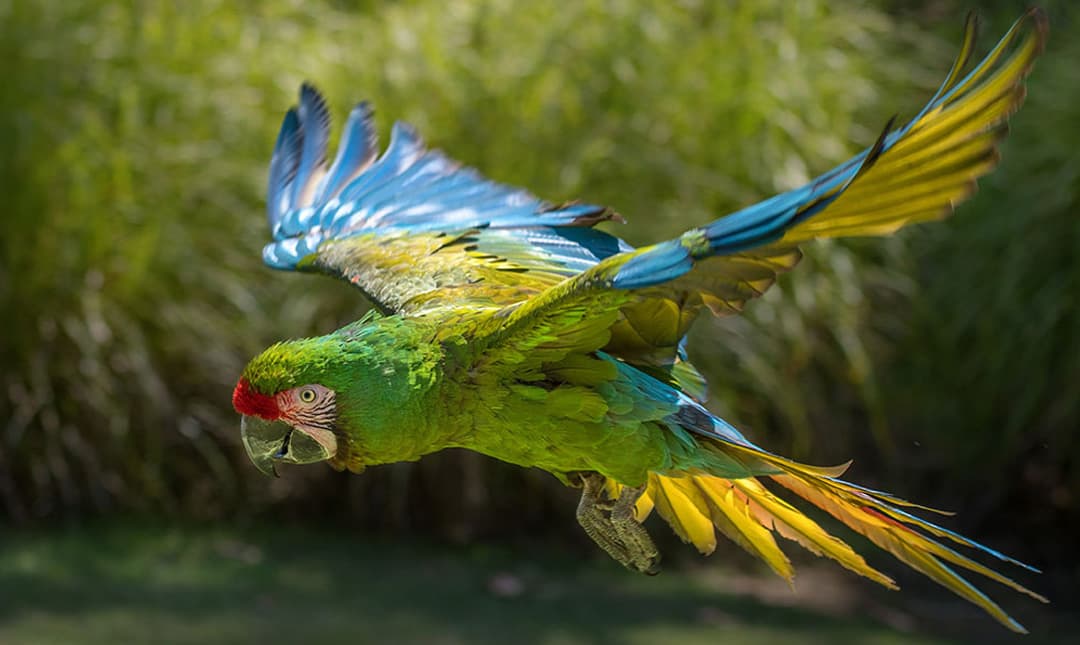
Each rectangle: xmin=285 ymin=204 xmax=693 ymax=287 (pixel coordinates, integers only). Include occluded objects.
xmin=233 ymin=10 xmax=1048 ymax=632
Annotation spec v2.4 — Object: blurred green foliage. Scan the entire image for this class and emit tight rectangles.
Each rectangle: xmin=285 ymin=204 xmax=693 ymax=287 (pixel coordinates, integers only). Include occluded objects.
xmin=5 ymin=523 xmax=1076 ymax=644
xmin=1 ymin=0 xmax=1076 ymax=578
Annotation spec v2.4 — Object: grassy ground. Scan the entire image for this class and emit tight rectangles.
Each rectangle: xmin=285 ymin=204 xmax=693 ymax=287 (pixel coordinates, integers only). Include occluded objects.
xmin=0 ymin=522 xmax=1072 ymax=645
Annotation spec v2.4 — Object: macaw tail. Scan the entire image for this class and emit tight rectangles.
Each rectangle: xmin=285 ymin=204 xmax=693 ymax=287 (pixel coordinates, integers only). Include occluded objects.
xmin=619 ymin=449 xmax=1047 ymax=632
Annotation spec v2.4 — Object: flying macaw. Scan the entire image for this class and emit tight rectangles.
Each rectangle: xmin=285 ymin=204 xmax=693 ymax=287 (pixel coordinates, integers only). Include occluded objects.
xmin=233 ymin=10 xmax=1048 ymax=632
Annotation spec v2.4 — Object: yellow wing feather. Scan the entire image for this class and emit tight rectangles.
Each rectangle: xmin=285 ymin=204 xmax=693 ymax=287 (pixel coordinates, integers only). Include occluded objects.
xmin=783 ymin=9 xmax=1047 ymax=241
xmin=475 ymin=10 xmax=1046 ymax=374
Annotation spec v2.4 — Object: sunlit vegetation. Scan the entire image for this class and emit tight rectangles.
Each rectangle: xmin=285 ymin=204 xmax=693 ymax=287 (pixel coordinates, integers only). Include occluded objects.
xmin=2 ymin=0 xmax=1076 ymax=590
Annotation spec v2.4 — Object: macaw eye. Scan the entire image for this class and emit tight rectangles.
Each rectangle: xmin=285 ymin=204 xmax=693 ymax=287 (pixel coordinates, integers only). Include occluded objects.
xmin=299 ymin=387 xmax=317 ymax=403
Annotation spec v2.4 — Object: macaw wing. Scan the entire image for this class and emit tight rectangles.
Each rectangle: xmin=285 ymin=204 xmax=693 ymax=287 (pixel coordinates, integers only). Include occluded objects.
xmin=314 ymin=224 xmax=639 ymax=314
xmin=260 ymin=85 xmax=622 ymax=314
xmin=473 ymin=9 xmax=1045 ymax=371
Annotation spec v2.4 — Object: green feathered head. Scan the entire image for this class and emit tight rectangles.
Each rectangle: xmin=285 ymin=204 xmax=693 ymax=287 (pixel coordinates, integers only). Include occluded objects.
xmin=232 ymin=336 xmax=353 ymax=477
xmin=232 ymin=313 xmax=429 ymax=477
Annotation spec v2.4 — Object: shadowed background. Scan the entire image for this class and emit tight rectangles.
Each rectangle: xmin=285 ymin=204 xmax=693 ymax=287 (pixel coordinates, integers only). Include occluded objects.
xmin=1 ymin=0 xmax=1077 ymax=642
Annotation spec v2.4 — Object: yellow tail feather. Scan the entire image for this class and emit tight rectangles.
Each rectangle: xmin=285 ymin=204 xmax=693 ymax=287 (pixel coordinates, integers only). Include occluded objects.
xmin=634 ymin=472 xmax=895 ymax=589
xmin=625 ymin=444 xmax=1046 ymax=633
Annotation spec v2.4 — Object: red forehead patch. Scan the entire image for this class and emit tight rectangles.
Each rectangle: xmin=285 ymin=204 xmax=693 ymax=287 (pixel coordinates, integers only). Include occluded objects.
xmin=232 ymin=378 xmax=281 ymax=420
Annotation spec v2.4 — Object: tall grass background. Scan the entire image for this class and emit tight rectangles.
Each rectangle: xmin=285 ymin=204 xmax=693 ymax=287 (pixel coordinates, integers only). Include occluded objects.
xmin=1 ymin=0 xmax=1076 ymax=587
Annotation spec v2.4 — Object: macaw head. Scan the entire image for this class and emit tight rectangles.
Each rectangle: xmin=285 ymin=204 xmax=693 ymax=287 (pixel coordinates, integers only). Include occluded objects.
xmin=232 ymin=338 xmax=345 ymax=477
xmin=233 ymin=378 xmax=337 ymax=477
xmin=233 ymin=313 xmax=432 ymax=476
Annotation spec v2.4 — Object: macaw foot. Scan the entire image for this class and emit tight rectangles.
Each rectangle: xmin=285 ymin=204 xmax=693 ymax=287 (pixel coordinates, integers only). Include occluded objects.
xmin=572 ymin=472 xmax=661 ymax=575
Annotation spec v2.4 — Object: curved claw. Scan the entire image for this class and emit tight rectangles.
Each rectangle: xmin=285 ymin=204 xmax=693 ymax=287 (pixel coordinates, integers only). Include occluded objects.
xmin=574 ymin=472 xmax=661 ymax=575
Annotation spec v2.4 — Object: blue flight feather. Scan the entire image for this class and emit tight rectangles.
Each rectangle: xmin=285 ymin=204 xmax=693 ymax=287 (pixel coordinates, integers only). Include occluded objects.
xmin=289 ymin=84 xmax=331 ymax=210
xmin=608 ymin=114 xmax=893 ymax=289
xmin=315 ymin=102 xmax=377 ymax=205
xmin=266 ymin=108 xmax=301 ymax=231
xmin=611 ymin=240 xmax=693 ymax=289
xmin=262 ymin=87 xmax=611 ymax=271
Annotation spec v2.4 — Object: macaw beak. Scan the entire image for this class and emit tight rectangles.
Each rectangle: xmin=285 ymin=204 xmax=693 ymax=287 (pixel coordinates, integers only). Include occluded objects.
xmin=240 ymin=415 xmax=333 ymax=477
